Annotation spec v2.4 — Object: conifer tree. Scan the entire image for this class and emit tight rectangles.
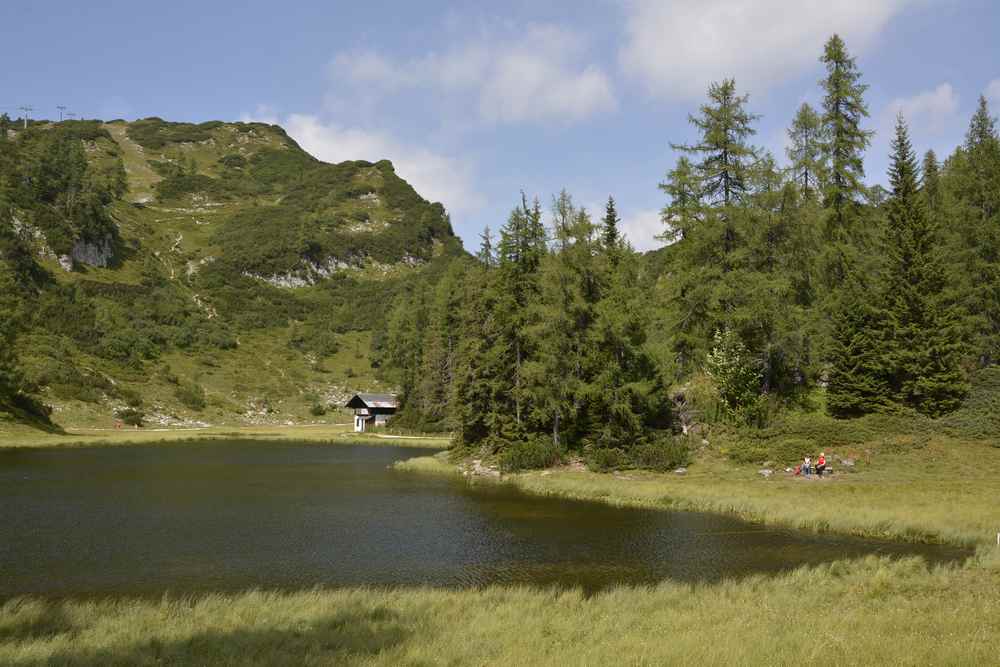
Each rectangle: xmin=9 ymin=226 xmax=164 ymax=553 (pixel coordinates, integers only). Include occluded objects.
xmin=826 ymin=275 xmax=892 ymax=417
xmin=922 ymin=149 xmax=942 ymax=216
xmin=881 ymin=116 xmax=967 ymax=415
xmin=786 ymin=102 xmax=825 ymax=199
xmin=945 ymin=96 xmax=1000 ymax=364
xmin=661 ymin=80 xmax=760 ymax=372
xmin=671 ymin=79 xmax=759 ymax=210
xmin=819 ymin=34 xmax=873 ymax=240
xmin=525 ymin=196 xmax=598 ymax=446
xmin=477 ymin=225 xmax=496 ymax=268
xmin=601 ymin=195 xmax=621 ymax=253
xmin=658 ymin=156 xmax=701 ymax=243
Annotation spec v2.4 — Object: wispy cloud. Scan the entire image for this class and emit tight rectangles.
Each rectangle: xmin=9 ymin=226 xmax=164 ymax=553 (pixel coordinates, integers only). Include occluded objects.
xmin=619 ymin=0 xmax=921 ymax=99
xmin=620 ymin=208 xmax=665 ymax=252
xmin=986 ymin=79 xmax=1000 ymax=106
xmin=332 ymin=24 xmax=616 ymax=124
xmin=883 ymin=83 xmax=960 ymax=135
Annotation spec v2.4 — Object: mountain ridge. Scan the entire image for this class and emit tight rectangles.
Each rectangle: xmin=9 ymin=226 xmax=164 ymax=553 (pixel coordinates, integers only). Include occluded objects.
xmin=0 ymin=117 xmax=466 ymax=431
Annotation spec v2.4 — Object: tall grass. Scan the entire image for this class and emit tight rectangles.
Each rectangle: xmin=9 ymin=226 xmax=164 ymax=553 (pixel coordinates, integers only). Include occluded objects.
xmin=2 ymin=555 xmax=998 ymax=665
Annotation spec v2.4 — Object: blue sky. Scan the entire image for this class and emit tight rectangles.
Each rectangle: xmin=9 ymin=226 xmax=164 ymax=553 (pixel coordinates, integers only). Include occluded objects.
xmin=3 ymin=1 xmax=999 ymax=251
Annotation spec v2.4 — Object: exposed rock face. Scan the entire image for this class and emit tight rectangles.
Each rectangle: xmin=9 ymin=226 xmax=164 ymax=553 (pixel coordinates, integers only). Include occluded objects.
xmin=71 ymin=236 xmax=115 ymax=268
xmin=243 ymin=256 xmax=368 ymax=288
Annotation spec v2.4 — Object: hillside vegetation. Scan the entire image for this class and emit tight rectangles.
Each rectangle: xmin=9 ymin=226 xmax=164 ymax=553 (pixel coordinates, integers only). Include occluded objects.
xmin=0 ymin=116 xmax=463 ymax=431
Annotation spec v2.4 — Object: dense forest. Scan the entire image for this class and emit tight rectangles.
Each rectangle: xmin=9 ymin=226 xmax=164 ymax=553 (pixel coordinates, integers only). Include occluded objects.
xmin=380 ymin=35 xmax=1000 ymax=470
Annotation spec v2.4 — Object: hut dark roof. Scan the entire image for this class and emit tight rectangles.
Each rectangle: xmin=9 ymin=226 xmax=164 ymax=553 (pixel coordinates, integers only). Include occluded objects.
xmin=345 ymin=393 xmax=399 ymax=409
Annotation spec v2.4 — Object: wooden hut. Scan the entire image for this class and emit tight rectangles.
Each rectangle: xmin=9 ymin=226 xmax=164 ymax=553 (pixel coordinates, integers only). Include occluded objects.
xmin=345 ymin=393 xmax=398 ymax=432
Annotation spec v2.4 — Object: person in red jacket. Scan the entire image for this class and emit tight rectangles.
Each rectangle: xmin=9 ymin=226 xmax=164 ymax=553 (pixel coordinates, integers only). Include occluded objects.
xmin=816 ymin=453 xmax=827 ymax=478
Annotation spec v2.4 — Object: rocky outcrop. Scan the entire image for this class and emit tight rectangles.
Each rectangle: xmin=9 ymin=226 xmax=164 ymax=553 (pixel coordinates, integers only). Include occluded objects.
xmin=243 ymin=256 xmax=367 ymax=288
xmin=70 ymin=236 xmax=116 ymax=268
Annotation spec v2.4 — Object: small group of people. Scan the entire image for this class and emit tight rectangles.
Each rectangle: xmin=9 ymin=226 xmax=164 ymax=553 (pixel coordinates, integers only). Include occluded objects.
xmin=797 ymin=452 xmax=827 ymax=478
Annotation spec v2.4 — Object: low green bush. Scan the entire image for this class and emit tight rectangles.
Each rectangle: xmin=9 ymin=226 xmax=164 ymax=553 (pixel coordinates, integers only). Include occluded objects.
xmin=310 ymin=403 xmax=327 ymax=416
xmin=174 ymin=381 xmax=206 ymax=411
xmin=585 ymin=447 xmax=628 ymax=472
xmin=114 ymin=407 xmax=144 ymax=427
xmin=631 ymin=435 xmax=691 ymax=471
xmin=498 ymin=437 xmax=564 ymax=472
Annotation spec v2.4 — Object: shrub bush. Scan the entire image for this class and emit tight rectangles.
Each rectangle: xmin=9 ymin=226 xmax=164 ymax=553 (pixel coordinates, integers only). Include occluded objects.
xmin=631 ymin=435 xmax=691 ymax=471
xmin=585 ymin=447 xmax=628 ymax=472
xmin=115 ymin=407 xmax=144 ymax=427
xmin=174 ymin=381 xmax=206 ymax=411
xmin=310 ymin=402 xmax=327 ymax=416
xmin=498 ymin=437 xmax=564 ymax=472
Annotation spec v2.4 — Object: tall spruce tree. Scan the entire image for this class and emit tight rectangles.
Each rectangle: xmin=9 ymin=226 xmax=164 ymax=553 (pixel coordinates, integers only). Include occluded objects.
xmin=601 ymin=195 xmax=621 ymax=252
xmin=819 ymin=34 xmax=873 ymax=240
xmin=950 ymin=96 xmax=1000 ymax=364
xmin=881 ymin=116 xmax=967 ymax=415
xmin=826 ymin=274 xmax=892 ymax=417
xmin=786 ymin=102 xmax=825 ymax=199
xmin=922 ymin=149 xmax=942 ymax=216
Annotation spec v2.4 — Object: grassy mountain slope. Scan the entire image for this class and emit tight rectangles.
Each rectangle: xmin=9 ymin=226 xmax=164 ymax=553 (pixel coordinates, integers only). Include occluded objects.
xmin=0 ymin=118 xmax=464 ymax=432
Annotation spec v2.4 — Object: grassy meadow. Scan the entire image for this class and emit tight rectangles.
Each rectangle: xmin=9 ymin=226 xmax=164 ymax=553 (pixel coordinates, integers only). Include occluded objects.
xmin=2 ymin=554 xmax=998 ymax=666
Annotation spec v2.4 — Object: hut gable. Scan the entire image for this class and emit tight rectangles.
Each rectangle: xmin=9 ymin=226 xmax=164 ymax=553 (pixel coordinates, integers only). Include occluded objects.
xmin=345 ymin=393 xmax=398 ymax=432
xmin=345 ymin=393 xmax=399 ymax=410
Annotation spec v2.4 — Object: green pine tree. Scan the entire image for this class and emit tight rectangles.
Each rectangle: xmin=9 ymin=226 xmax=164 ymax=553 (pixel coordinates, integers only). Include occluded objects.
xmin=601 ymin=195 xmax=621 ymax=255
xmin=881 ymin=116 xmax=967 ymax=416
xmin=826 ymin=275 xmax=892 ymax=417
xmin=922 ymin=149 xmax=942 ymax=216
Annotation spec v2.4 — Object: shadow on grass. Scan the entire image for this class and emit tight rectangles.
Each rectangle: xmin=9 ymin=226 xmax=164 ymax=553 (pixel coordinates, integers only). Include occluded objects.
xmin=4 ymin=604 xmax=411 ymax=666
xmin=0 ymin=602 xmax=77 ymax=642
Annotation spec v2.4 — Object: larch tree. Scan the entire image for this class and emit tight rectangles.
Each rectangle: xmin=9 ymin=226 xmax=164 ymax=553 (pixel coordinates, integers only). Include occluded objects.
xmin=671 ymin=78 xmax=759 ymax=212
xmin=819 ymin=34 xmax=873 ymax=241
xmin=786 ymin=102 xmax=826 ymax=199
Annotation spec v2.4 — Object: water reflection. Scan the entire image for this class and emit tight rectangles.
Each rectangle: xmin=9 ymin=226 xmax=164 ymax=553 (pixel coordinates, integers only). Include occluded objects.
xmin=0 ymin=442 xmax=970 ymax=598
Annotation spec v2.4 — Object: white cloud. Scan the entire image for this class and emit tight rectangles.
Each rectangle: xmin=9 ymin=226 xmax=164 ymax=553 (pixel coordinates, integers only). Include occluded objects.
xmin=987 ymin=79 xmax=1000 ymax=106
xmin=331 ymin=24 xmax=616 ymax=124
xmin=620 ymin=208 xmax=666 ymax=252
xmin=883 ymin=83 xmax=960 ymax=135
xmin=241 ymin=109 xmax=483 ymax=217
xmin=619 ymin=0 xmax=917 ymax=99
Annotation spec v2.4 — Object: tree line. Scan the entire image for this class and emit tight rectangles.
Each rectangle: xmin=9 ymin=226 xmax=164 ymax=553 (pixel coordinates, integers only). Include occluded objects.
xmin=378 ymin=34 xmax=1000 ymax=468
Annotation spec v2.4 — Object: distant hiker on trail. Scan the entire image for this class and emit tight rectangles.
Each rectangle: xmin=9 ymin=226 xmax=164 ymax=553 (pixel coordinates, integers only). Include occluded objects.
xmin=803 ymin=456 xmax=812 ymax=477
xmin=816 ymin=453 xmax=826 ymax=477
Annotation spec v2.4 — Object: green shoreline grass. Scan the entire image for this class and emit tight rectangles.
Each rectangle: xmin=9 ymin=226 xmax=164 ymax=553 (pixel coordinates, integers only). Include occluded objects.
xmin=2 ymin=554 xmax=999 ymax=666
xmin=0 ymin=424 xmax=451 ymax=450
xmin=397 ymin=441 xmax=1000 ymax=549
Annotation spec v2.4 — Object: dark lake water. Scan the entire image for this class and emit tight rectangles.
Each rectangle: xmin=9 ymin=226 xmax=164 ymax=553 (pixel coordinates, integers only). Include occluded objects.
xmin=0 ymin=441 xmax=970 ymax=598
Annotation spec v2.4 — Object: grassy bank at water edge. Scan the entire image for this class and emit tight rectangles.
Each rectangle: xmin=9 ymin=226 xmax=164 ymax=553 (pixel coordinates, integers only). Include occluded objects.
xmin=0 ymin=423 xmax=450 ymax=449
xmin=397 ymin=436 xmax=1000 ymax=548
xmin=2 ymin=554 xmax=999 ymax=666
